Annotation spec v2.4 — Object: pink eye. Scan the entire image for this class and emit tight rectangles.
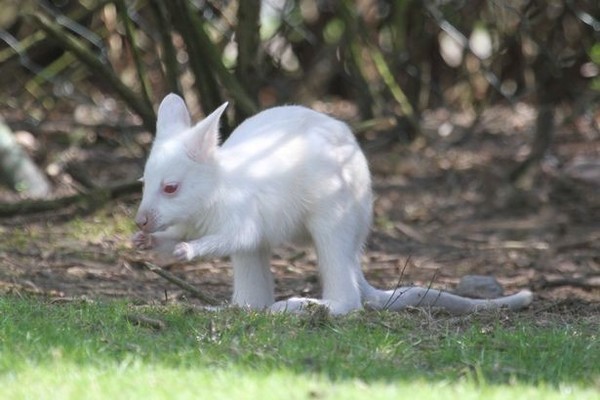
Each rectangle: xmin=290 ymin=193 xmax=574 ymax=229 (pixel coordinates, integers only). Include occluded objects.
xmin=162 ymin=182 xmax=179 ymax=195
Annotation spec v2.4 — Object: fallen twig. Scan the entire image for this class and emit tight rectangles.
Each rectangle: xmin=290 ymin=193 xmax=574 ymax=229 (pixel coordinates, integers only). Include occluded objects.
xmin=395 ymin=222 xmax=427 ymax=243
xmin=143 ymin=262 xmax=220 ymax=306
xmin=124 ymin=313 xmax=166 ymax=330
xmin=534 ymin=275 xmax=600 ymax=291
xmin=0 ymin=180 xmax=141 ymax=218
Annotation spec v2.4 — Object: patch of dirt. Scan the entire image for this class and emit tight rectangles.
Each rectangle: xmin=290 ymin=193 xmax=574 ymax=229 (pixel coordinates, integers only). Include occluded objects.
xmin=0 ymin=104 xmax=598 ymax=319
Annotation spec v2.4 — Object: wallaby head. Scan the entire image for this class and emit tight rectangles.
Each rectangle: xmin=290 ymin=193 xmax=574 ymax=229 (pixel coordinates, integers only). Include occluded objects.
xmin=135 ymin=94 xmax=228 ymax=234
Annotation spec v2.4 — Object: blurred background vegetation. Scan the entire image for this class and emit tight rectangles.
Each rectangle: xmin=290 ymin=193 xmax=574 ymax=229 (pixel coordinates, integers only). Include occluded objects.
xmin=0 ymin=0 xmax=598 ymax=202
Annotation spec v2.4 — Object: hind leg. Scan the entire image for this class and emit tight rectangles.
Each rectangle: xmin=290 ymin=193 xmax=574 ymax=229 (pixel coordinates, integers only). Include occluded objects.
xmin=231 ymin=248 xmax=275 ymax=309
xmin=316 ymin=229 xmax=363 ymax=313
xmin=270 ymin=209 xmax=365 ymax=315
xmin=270 ymin=252 xmax=362 ymax=315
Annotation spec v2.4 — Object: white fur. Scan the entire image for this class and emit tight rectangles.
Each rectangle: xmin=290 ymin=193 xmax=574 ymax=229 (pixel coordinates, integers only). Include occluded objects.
xmin=134 ymin=94 xmax=533 ymax=315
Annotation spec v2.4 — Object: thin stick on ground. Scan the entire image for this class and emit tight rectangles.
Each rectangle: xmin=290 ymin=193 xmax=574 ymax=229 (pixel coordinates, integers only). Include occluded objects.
xmin=144 ymin=262 xmax=220 ymax=306
xmin=383 ymin=255 xmax=411 ymax=311
xmin=415 ymin=268 xmax=442 ymax=308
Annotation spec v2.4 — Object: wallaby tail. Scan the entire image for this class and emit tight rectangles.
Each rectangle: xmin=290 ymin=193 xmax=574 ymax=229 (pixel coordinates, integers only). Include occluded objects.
xmin=360 ymin=280 xmax=533 ymax=315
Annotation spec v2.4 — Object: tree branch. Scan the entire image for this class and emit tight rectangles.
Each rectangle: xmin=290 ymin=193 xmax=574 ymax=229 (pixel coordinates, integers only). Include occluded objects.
xmin=164 ymin=0 xmax=225 ymax=119
xmin=115 ymin=0 xmax=154 ymax=115
xmin=235 ymin=0 xmax=261 ymax=123
xmin=167 ymin=0 xmax=258 ymax=117
xmin=148 ymin=0 xmax=181 ymax=94
xmin=27 ymin=12 xmax=156 ymax=132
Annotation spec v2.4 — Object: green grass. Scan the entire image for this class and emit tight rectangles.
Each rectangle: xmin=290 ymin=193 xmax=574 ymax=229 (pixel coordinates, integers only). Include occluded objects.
xmin=0 ymin=297 xmax=598 ymax=399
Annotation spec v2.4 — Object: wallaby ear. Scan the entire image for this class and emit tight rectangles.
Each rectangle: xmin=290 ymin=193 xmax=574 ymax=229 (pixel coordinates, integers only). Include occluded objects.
xmin=184 ymin=102 xmax=228 ymax=162
xmin=156 ymin=93 xmax=192 ymax=140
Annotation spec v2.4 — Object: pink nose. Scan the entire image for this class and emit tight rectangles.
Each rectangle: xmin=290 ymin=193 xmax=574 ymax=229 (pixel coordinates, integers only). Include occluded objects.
xmin=135 ymin=212 xmax=148 ymax=230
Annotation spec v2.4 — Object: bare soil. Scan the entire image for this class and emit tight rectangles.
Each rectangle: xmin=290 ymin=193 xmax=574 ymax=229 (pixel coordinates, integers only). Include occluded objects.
xmin=1 ymin=104 xmax=598 ymax=318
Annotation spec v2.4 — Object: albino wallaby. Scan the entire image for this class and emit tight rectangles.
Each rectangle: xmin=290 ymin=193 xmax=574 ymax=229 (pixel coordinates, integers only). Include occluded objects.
xmin=133 ymin=94 xmax=533 ymax=315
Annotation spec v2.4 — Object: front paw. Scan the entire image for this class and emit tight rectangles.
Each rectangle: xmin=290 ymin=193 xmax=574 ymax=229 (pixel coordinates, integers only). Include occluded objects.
xmin=173 ymin=242 xmax=195 ymax=262
xmin=133 ymin=231 xmax=153 ymax=250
